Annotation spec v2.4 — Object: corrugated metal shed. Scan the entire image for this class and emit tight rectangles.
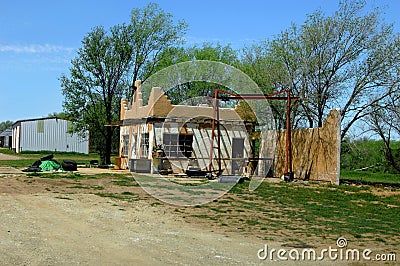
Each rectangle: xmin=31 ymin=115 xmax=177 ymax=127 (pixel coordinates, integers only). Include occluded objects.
xmin=0 ymin=129 xmax=12 ymax=148
xmin=12 ymin=117 xmax=89 ymax=154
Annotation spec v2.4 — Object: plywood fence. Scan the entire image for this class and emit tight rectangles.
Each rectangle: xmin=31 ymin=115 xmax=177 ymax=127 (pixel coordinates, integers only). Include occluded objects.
xmin=273 ymin=109 xmax=341 ymax=184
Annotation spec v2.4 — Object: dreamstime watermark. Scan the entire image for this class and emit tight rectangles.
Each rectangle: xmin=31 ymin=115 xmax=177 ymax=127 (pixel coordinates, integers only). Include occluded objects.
xmin=257 ymin=237 xmax=397 ymax=262
xmin=128 ymin=60 xmax=277 ymax=206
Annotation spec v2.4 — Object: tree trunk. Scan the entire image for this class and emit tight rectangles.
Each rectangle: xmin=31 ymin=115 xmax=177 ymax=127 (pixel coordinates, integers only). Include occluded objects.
xmin=105 ymin=126 xmax=113 ymax=165
xmin=383 ymin=140 xmax=400 ymax=173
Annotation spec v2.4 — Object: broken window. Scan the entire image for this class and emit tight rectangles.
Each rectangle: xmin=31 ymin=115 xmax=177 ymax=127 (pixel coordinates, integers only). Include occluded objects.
xmin=179 ymin=134 xmax=193 ymax=158
xmin=122 ymin=135 xmax=129 ymax=157
xmin=232 ymin=137 xmax=245 ymax=174
xmin=140 ymin=133 xmax=149 ymax=158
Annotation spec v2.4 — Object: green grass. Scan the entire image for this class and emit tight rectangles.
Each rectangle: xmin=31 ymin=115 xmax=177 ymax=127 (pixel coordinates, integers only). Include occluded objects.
xmin=112 ymin=176 xmax=140 ymax=187
xmin=341 ymin=170 xmax=400 ymax=186
xmin=0 ymin=148 xmax=101 ymax=168
xmin=189 ymin=180 xmax=400 ymax=243
xmin=0 ymin=158 xmax=40 ymax=168
xmin=69 ymin=184 xmax=104 ymax=190
xmin=95 ymin=191 xmax=140 ymax=202
xmin=54 ymin=196 xmax=73 ymax=200
xmin=254 ymin=182 xmax=399 ymax=237
xmin=26 ymin=172 xmax=84 ymax=179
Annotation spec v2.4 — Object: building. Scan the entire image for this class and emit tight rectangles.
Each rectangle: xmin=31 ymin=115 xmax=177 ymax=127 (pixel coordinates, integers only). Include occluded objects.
xmin=0 ymin=129 xmax=12 ymax=148
xmin=119 ymin=81 xmax=341 ymax=184
xmin=12 ymin=117 xmax=89 ymax=154
xmin=118 ymin=81 xmax=252 ymax=175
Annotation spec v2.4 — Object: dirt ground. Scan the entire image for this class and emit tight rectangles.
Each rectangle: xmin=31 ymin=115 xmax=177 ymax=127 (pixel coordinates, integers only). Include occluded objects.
xmin=0 ymin=170 xmax=268 ymax=266
xmin=0 ymin=165 xmax=395 ymax=265
xmin=0 ymin=153 xmax=25 ymax=160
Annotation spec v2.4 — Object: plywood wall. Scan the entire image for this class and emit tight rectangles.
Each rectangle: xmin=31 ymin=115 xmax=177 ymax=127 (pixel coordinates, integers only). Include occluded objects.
xmin=272 ymin=109 xmax=341 ymax=184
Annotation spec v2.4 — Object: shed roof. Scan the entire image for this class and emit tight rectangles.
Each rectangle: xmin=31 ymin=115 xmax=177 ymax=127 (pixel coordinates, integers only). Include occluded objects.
xmin=12 ymin=117 xmax=67 ymax=126
xmin=0 ymin=129 xmax=12 ymax=137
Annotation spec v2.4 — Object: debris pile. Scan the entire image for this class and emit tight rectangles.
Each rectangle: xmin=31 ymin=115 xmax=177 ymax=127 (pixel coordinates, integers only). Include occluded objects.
xmin=22 ymin=154 xmax=77 ymax=172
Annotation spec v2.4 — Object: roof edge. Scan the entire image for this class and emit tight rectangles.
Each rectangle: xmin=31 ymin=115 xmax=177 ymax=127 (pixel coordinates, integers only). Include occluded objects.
xmin=12 ymin=116 xmax=69 ymax=126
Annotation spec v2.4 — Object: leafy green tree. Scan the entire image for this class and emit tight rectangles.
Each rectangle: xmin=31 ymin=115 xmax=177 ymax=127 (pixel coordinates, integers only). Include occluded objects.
xmin=240 ymin=44 xmax=288 ymax=128
xmin=149 ymin=43 xmax=239 ymax=105
xmin=61 ymin=3 xmax=187 ymax=164
xmin=0 ymin=121 xmax=13 ymax=132
xmin=61 ymin=25 xmax=132 ymax=163
xmin=128 ymin=2 xmax=187 ymax=92
xmin=47 ymin=112 xmax=69 ymax=120
xmin=241 ymin=0 xmax=400 ymax=138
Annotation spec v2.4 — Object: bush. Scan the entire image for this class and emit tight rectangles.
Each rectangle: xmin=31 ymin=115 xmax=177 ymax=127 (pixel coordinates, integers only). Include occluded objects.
xmin=341 ymin=138 xmax=400 ymax=173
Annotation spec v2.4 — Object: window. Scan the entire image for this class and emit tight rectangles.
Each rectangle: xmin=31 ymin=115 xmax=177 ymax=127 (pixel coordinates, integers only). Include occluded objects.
xmin=232 ymin=138 xmax=245 ymax=174
xmin=37 ymin=120 xmax=44 ymax=133
xmin=163 ymin=133 xmax=178 ymax=157
xmin=122 ymin=135 xmax=129 ymax=157
xmin=140 ymin=133 xmax=149 ymax=158
xmin=179 ymin=134 xmax=193 ymax=158
xmin=232 ymin=138 xmax=244 ymax=158
xmin=163 ymin=133 xmax=193 ymax=158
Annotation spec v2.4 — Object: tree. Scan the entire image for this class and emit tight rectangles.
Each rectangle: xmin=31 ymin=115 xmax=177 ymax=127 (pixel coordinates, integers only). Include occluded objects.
xmin=61 ymin=25 xmax=132 ymax=163
xmin=240 ymin=44 xmax=288 ymax=129
xmin=47 ymin=112 xmax=69 ymax=120
xmin=365 ymin=93 xmax=400 ymax=172
xmin=61 ymin=3 xmax=187 ymax=164
xmin=128 ymin=2 xmax=187 ymax=93
xmin=241 ymin=0 xmax=400 ymax=138
xmin=148 ymin=43 xmax=239 ymax=105
xmin=0 ymin=121 xmax=13 ymax=132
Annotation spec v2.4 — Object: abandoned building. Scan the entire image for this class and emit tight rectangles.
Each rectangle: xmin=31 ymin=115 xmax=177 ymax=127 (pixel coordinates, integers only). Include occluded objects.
xmin=12 ymin=117 xmax=89 ymax=154
xmin=118 ymin=81 xmax=251 ymax=176
xmin=119 ymin=81 xmax=340 ymax=184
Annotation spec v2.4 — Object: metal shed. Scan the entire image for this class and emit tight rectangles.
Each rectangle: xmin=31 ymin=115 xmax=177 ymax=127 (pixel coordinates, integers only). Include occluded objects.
xmin=0 ymin=129 xmax=12 ymax=148
xmin=12 ymin=117 xmax=89 ymax=154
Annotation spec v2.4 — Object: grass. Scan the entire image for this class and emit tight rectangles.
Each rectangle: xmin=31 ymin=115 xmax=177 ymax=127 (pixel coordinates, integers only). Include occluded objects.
xmin=95 ymin=192 xmax=140 ymax=202
xmin=341 ymin=170 xmax=400 ymax=186
xmin=69 ymin=184 xmax=104 ymax=190
xmin=0 ymin=148 xmax=101 ymax=168
xmin=186 ymin=180 xmax=400 ymax=244
xmin=54 ymin=196 xmax=73 ymax=200
xmin=26 ymin=172 xmax=84 ymax=179
xmin=112 ymin=176 xmax=140 ymax=187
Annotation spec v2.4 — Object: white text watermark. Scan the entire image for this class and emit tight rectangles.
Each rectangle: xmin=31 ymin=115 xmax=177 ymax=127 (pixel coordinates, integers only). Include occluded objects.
xmin=257 ymin=237 xmax=396 ymax=262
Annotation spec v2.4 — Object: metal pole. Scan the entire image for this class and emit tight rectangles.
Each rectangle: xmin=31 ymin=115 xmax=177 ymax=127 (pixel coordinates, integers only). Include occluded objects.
xmin=209 ymin=90 xmax=219 ymax=172
xmin=285 ymin=89 xmax=292 ymax=174
xmin=216 ymin=97 xmax=221 ymax=174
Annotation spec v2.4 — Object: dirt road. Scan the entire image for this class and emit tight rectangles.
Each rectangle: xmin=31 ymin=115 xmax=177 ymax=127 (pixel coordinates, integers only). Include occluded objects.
xmin=0 ymin=170 xmax=269 ymax=265
xmin=0 ymin=192 xmax=266 ymax=265
xmin=0 ymin=153 xmax=24 ymax=160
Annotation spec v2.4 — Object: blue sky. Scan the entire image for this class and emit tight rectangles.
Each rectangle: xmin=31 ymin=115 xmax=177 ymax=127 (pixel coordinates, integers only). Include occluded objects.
xmin=1 ymin=0 xmax=399 ymax=122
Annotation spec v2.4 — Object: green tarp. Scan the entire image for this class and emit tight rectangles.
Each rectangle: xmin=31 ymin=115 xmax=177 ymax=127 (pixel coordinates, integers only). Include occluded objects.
xmin=39 ymin=160 xmax=61 ymax=171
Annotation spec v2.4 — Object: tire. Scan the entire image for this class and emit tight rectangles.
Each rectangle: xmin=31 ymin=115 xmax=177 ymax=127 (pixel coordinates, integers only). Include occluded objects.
xmin=31 ymin=160 xmax=42 ymax=168
xmin=41 ymin=154 xmax=54 ymax=161
xmin=62 ymin=160 xmax=77 ymax=171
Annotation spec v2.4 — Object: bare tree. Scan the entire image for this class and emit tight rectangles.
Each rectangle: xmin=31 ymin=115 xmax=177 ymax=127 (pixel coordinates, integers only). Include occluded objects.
xmin=365 ymin=93 xmax=400 ymax=172
xmin=241 ymin=0 xmax=400 ymax=138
